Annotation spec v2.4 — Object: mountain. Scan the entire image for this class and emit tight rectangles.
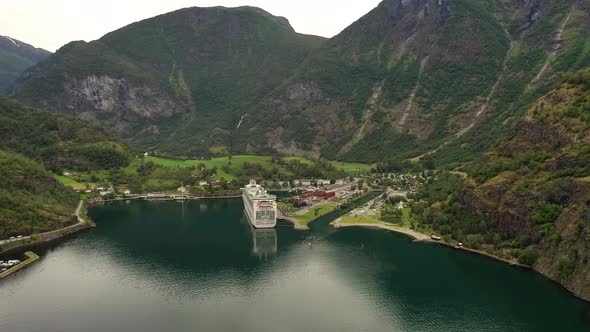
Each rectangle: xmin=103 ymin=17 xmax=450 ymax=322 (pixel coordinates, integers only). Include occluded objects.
xmin=10 ymin=1 xmax=590 ymax=164
xmin=460 ymin=68 xmax=590 ymax=300
xmin=0 ymin=149 xmax=79 ymax=239
xmin=0 ymin=97 xmax=132 ymax=172
xmin=0 ymin=35 xmax=50 ymax=94
xmin=0 ymin=96 xmax=133 ymax=238
xmin=11 ymin=6 xmax=325 ymax=156
xmin=252 ymin=0 xmax=589 ymax=163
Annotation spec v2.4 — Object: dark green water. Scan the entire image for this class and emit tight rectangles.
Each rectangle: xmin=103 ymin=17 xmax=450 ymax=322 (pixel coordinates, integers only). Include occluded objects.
xmin=1 ymin=199 xmax=589 ymax=332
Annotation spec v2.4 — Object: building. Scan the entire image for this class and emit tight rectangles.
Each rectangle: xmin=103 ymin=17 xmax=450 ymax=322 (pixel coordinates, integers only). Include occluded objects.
xmin=300 ymin=179 xmax=313 ymax=186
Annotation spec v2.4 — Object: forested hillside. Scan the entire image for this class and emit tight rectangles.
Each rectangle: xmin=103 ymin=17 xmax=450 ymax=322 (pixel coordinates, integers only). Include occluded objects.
xmin=0 ymin=150 xmax=79 ymax=238
xmin=414 ymin=68 xmax=590 ymax=300
xmin=11 ymin=6 xmax=325 ymax=157
xmin=253 ymin=0 xmax=589 ymax=164
xmin=10 ymin=1 xmax=588 ymax=165
xmin=0 ymin=98 xmax=132 ymax=172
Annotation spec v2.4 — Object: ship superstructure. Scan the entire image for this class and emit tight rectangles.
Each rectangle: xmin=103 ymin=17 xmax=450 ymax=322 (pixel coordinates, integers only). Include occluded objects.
xmin=241 ymin=180 xmax=277 ymax=228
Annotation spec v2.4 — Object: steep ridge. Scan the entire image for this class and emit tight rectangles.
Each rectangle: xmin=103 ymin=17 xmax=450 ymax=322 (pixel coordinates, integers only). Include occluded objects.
xmin=461 ymin=68 xmax=590 ymax=300
xmin=248 ymin=0 xmax=587 ymax=164
xmin=10 ymin=1 xmax=589 ymax=164
xmin=528 ymin=6 xmax=575 ymax=87
xmin=425 ymin=0 xmax=589 ymax=168
xmin=11 ymin=6 xmax=325 ymax=157
xmin=0 ymin=36 xmax=50 ymax=94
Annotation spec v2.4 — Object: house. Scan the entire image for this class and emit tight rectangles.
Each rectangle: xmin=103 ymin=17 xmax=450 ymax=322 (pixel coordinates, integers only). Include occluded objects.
xmin=317 ymin=179 xmax=331 ymax=186
xmin=300 ymin=179 xmax=313 ymax=186
xmin=335 ymin=179 xmax=345 ymax=185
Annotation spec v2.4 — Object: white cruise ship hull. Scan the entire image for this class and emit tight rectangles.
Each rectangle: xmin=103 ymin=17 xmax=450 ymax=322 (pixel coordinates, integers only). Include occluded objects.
xmin=242 ymin=193 xmax=277 ymax=228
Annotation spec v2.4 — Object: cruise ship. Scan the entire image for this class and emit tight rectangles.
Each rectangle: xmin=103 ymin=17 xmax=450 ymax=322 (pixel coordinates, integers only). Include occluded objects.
xmin=241 ymin=180 xmax=277 ymax=228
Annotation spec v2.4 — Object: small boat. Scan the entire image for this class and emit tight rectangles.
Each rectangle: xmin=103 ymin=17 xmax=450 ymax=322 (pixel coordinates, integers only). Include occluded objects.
xmin=431 ymin=235 xmax=441 ymax=241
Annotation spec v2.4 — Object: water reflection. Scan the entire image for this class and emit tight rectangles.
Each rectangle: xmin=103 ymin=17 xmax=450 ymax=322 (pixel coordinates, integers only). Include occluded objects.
xmin=241 ymin=215 xmax=277 ymax=260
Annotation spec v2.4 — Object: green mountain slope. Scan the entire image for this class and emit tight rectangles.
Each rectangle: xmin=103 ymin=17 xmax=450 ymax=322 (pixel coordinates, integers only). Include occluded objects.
xmin=0 ymin=35 xmax=50 ymax=94
xmin=423 ymin=0 xmax=590 ymax=168
xmin=455 ymin=68 xmax=590 ymax=300
xmin=0 ymin=98 xmax=132 ymax=172
xmin=10 ymin=1 xmax=589 ymax=165
xmin=11 ymin=6 xmax=325 ymax=156
xmin=0 ymin=149 xmax=79 ymax=239
xmin=251 ymin=0 xmax=589 ymax=164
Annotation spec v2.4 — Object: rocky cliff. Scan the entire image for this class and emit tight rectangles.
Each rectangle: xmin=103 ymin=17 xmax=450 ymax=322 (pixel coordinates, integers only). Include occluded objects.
xmin=9 ymin=1 xmax=590 ymax=164
xmin=462 ymin=68 xmax=590 ymax=300
xmin=11 ymin=6 xmax=325 ymax=156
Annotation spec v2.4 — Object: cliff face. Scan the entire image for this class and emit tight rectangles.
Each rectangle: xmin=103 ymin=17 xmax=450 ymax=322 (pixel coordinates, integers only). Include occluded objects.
xmin=11 ymin=6 xmax=325 ymax=156
xmin=11 ymin=1 xmax=588 ymax=162
xmin=255 ymin=0 xmax=589 ymax=163
xmin=462 ymin=69 xmax=590 ymax=300
xmin=59 ymin=75 xmax=182 ymax=137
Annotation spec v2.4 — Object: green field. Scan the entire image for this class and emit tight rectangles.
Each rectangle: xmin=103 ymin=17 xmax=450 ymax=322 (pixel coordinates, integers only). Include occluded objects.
xmin=340 ymin=207 xmax=412 ymax=226
xmin=53 ymin=175 xmax=86 ymax=190
xmin=330 ymin=160 xmax=373 ymax=172
xmin=292 ymin=202 xmax=339 ymax=225
xmin=50 ymin=154 xmax=371 ymax=195
xmin=339 ymin=214 xmax=381 ymax=224
xmin=146 ymin=155 xmax=370 ymax=181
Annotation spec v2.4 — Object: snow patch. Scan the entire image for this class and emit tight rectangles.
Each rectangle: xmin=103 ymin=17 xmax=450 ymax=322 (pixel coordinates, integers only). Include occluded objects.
xmin=3 ymin=36 xmax=19 ymax=46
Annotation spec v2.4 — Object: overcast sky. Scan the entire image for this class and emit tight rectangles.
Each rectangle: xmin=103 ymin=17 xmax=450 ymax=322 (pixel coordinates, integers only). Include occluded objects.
xmin=1 ymin=0 xmax=382 ymax=52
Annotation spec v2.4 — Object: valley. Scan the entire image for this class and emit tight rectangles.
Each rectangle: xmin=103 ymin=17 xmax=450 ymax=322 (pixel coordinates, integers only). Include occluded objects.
xmin=0 ymin=0 xmax=589 ymax=328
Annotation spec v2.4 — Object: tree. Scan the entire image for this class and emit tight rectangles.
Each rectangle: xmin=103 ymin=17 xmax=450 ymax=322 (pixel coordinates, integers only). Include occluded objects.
xmin=357 ymin=180 xmax=364 ymax=191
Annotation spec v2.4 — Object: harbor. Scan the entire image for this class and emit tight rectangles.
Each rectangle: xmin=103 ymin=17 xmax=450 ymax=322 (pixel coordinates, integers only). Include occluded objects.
xmin=1 ymin=199 xmax=588 ymax=332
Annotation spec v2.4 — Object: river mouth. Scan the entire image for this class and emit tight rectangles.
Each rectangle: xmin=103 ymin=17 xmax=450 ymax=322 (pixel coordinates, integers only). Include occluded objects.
xmin=1 ymin=199 xmax=589 ymax=332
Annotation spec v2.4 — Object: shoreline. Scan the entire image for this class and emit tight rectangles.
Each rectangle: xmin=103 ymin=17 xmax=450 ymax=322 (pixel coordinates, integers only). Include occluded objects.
xmin=331 ymin=218 xmax=529 ymax=268
xmin=99 ymin=195 xmax=242 ymax=203
xmin=280 ymin=203 xmax=338 ymax=231
xmin=330 ymin=218 xmax=590 ymax=304
xmin=0 ymin=251 xmax=40 ymax=280
xmin=281 ymin=192 xmax=378 ymax=231
xmin=278 ymin=215 xmax=310 ymax=230
xmin=0 ymin=201 xmax=95 ymax=256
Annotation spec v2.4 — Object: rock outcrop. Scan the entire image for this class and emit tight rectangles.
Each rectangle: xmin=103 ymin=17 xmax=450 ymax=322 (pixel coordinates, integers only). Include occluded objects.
xmin=461 ymin=70 xmax=590 ymax=300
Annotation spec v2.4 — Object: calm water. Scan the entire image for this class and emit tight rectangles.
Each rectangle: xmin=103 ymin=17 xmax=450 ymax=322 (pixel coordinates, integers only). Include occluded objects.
xmin=1 ymin=199 xmax=589 ymax=332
